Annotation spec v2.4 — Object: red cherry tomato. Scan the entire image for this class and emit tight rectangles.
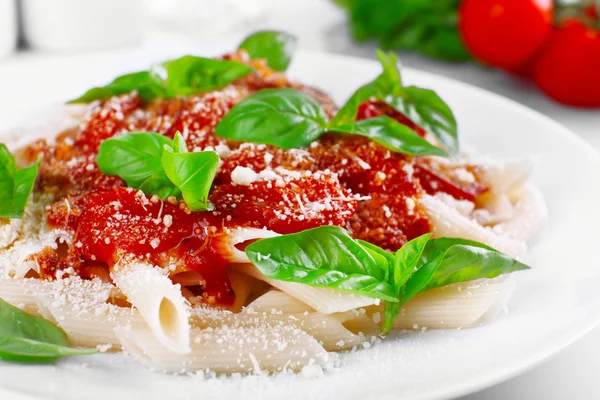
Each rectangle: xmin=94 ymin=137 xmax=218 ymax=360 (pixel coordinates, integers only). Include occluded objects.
xmin=532 ymin=20 xmax=600 ymax=107
xmin=459 ymin=0 xmax=553 ymax=71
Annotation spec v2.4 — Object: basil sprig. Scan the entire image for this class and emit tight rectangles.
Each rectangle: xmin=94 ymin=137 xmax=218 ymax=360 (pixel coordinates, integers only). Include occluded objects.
xmin=97 ymin=132 xmax=218 ymax=211
xmin=239 ymin=30 xmax=297 ymax=71
xmin=69 ymin=55 xmax=253 ymax=104
xmin=215 ymin=88 xmax=446 ymax=156
xmin=151 ymin=56 xmax=254 ymax=98
xmin=333 ymin=50 xmax=459 ymax=155
xmin=245 ymin=226 xmax=530 ymax=334
xmin=0 ymin=144 xmax=39 ymax=219
xmin=0 ymin=297 xmax=95 ymax=362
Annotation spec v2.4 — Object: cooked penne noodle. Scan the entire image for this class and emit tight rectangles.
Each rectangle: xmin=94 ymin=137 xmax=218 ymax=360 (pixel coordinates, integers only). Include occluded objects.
xmin=420 ymin=194 xmax=527 ymax=258
xmin=116 ymin=325 xmax=333 ymax=374
xmin=378 ymin=279 xmax=515 ymax=329
xmin=0 ymin=277 xmax=49 ymax=315
xmin=111 ymin=261 xmax=191 ymax=354
xmin=228 ymin=270 xmax=255 ymax=313
xmin=228 ymin=227 xmax=280 ymax=263
xmin=232 ymin=264 xmax=381 ymax=314
xmin=493 ymin=185 xmax=547 ymax=242
xmin=37 ymin=294 xmax=145 ymax=350
xmin=244 ymin=289 xmax=314 ymax=314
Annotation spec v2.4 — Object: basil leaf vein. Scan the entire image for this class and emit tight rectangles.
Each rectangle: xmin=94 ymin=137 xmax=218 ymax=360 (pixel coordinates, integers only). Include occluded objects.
xmin=0 ymin=144 xmax=39 ymax=219
xmin=239 ymin=30 xmax=297 ymax=71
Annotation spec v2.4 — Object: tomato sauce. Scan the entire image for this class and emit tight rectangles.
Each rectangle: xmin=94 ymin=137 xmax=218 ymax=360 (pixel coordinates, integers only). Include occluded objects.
xmin=24 ymin=72 xmax=488 ymax=306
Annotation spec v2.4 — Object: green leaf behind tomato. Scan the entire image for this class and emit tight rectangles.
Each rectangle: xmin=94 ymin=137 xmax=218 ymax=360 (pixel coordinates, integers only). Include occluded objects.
xmin=239 ymin=30 xmax=297 ymax=71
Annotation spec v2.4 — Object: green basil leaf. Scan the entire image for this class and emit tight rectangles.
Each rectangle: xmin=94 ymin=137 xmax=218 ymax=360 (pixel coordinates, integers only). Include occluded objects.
xmin=375 ymin=49 xmax=402 ymax=93
xmin=239 ymin=30 xmax=297 ymax=71
xmin=0 ymin=298 xmax=67 ymax=345
xmin=393 ymin=233 xmax=432 ymax=289
xmin=97 ymin=132 xmax=179 ymax=199
xmin=68 ymin=71 xmax=163 ymax=104
xmin=330 ymin=81 xmax=381 ymax=127
xmin=330 ymin=51 xmax=400 ymax=127
xmin=0 ymin=144 xmax=38 ymax=219
xmin=245 ymin=226 xmax=398 ymax=302
xmin=151 ymin=55 xmax=253 ymax=98
xmin=0 ymin=298 xmax=95 ymax=363
xmin=0 ymin=337 xmax=95 ymax=363
xmin=381 ymin=233 xmax=431 ymax=334
xmin=357 ymin=239 xmax=395 ymax=266
xmin=388 ymin=86 xmax=459 ymax=155
xmin=404 ymin=238 xmax=530 ymax=301
xmin=332 ymin=116 xmax=448 ymax=157
xmin=161 ymin=139 xmax=219 ymax=212
xmin=215 ymin=88 xmax=329 ymax=148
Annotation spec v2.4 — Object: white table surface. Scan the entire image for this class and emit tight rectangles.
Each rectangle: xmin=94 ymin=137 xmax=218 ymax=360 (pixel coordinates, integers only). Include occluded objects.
xmin=0 ymin=1 xmax=599 ymax=399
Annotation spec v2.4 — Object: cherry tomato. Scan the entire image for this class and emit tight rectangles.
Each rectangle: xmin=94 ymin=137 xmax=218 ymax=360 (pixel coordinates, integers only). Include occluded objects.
xmin=459 ymin=0 xmax=553 ymax=71
xmin=532 ymin=20 xmax=600 ymax=107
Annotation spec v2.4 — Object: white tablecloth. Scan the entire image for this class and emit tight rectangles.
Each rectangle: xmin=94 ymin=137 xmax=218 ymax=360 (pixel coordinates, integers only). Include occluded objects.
xmin=0 ymin=1 xmax=599 ymax=398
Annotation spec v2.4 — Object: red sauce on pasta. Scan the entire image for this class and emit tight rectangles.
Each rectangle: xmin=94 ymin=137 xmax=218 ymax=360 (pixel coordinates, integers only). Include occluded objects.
xmin=23 ymin=65 xmax=488 ymax=306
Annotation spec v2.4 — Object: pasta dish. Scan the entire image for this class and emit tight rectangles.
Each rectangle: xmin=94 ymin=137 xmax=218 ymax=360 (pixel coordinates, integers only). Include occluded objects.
xmin=0 ymin=31 xmax=546 ymax=375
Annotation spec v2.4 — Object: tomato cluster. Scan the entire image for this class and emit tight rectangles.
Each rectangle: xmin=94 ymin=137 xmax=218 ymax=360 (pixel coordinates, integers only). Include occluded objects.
xmin=458 ymin=0 xmax=600 ymax=107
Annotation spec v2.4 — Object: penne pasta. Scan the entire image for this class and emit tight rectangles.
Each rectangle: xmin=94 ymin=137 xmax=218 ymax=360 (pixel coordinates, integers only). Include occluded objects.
xmin=111 ymin=261 xmax=191 ymax=354
xmin=116 ymin=325 xmax=333 ymax=374
xmin=420 ymin=194 xmax=527 ymax=258
xmin=379 ymin=278 xmax=515 ymax=329
xmin=492 ymin=185 xmax=547 ymax=242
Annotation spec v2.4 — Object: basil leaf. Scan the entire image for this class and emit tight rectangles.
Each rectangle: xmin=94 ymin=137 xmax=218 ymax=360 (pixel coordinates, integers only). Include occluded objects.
xmin=97 ymin=132 xmax=180 ymax=199
xmin=245 ymin=226 xmax=398 ymax=302
xmin=357 ymin=239 xmax=394 ymax=266
xmin=0 ymin=298 xmax=95 ymax=363
xmin=330 ymin=51 xmax=400 ymax=127
xmin=239 ymin=30 xmax=297 ymax=71
xmin=0 ymin=337 xmax=94 ymax=363
xmin=375 ymin=49 xmax=402 ymax=93
xmin=393 ymin=233 xmax=432 ymax=289
xmin=330 ymin=80 xmax=381 ymax=127
xmin=68 ymin=71 xmax=163 ymax=104
xmin=215 ymin=88 xmax=329 ymax=148
xmin=161 ymin=134 xmax=219 ymax=212
xmin=388 ymin=87 xmax=458 ymax=156
xmin=404 ymin=238 xmax=530 ymax=300
xmin=151 ymin=56 xmax=253 ymax=98
xmin=332 ymin=116 xmax=448 ymax=157
xmin=381 ymin=233 xmax=431 ymax=334
xmin=0 ymin=144 xmax=39 ymax=219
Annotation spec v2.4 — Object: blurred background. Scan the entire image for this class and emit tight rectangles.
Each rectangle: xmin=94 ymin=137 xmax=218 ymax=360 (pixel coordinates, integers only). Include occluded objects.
xmin=0 ymin=0 xmax=599 ymax=398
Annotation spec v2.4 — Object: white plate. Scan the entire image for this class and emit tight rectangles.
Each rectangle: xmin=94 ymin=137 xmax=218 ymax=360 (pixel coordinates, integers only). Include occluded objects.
xmin=1 ymin=50 xmax=600 ymax=400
